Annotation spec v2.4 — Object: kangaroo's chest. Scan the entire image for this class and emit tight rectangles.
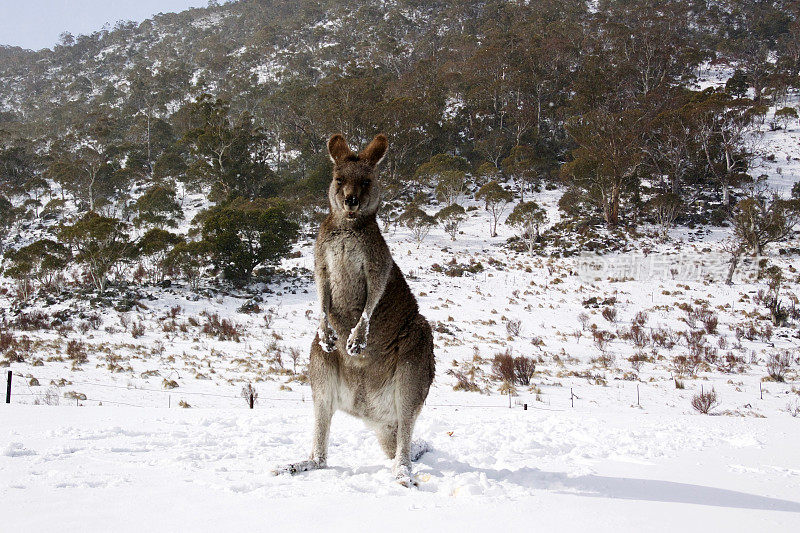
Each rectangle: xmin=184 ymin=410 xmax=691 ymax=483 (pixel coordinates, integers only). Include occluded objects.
xmin=324 ymin=233 xmax=368 ymax=314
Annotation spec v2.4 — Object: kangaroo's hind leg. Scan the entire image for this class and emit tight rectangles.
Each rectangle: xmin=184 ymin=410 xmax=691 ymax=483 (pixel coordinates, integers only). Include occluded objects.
xmin=273 ymin=337 xmax=337 ymax=476
xmin=376 ymin=423 xmax=397 ymax=459
xmin=391 ymin=315 xmax=435 ymax=486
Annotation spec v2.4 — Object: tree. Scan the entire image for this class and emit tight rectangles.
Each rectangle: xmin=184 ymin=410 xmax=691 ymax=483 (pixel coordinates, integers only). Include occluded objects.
xmin=183 ymin=95 xmax=277 ymax=202
xmin=774 ymin=107 xmax=798 ymax=130
xmin=436 ymin=203 xmax=466 ymax=241
xmin=0 ymin=195 xmax=17 ymax=242
xmin=165 ymin=240 xmax=210 ymax=290
xmin=414 ymin=154 xmax=469 ymax=199
xmin=59 ymin=213 xmax=130 ymax=292
xmin=725 ymin=69 xmax=749 ymax=98
xmin=135 ymin=229 xmax=183 ymax=284
xmin=693 ymin=91 xmax=758 ymax=206
xmin=398 ymin=204 xmax=437 ymax=248
xmin=501 ymin=145 xmax=545 ymax=201
xmin=474 ymin=162 xmax=501 ymax=188
xmin=475 ymin=181 xmax=513 ymax=237
xmin=5 ymin=239 xmax=69 ymax=298
xmin=506 ymin=201 xmax=547 ymax=254
xmin=732 ymin=191 xmax=800 ymax=256
xmin=644 ymin=192 xmax=682 ymax=241
xmin=133 ymin=185 xmax=182 ymax=228
xmin=201 ymin=198 xmax=298 ymax=282
xmin=562 ymin=109 xmax=646 ymax=227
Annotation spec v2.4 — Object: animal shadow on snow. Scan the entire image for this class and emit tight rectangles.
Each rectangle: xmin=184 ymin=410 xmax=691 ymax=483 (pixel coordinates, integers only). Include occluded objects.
xmin=419 ymin=450 xmax=800 ymax=512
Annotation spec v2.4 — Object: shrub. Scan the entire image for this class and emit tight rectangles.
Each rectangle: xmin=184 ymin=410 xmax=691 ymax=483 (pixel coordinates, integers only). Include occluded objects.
xmin=200 ymin=198 xmax=299 ymax=282
xmin=673 ymin=354 xmax=701 ymax=377
xmin=506 ymin=201 xmax=547 ymax=253
xmin=491 ymin=350 xmax=516 ymax=384
xmin=398 ymin=204 xmax=437 ymax=248
xmin=131 ymin=322 xmax=146 ymax=338
xmin=691 ymin=388 xmax=719 ymax=414
xmin=201 ymin=313 xmax=241 ymax=342
xmin=241 ymin=383 xmax=259 ymax=408
xmin=766 ymin=351 xmax=792 ymax=382
xmin=505 ymin=319 xmax=522 ymax=338
xmin=601 ymin=307 xmax=617 ymax=323
xmin=512 ymin=356 xmax=536 ymax=386
xmin=436 ymin=204 xmax=467 ymax=241
xmin=475 ymin=181 xmax=514 ymax=237
xmin=66 ymin=340 xmax=88 ymax=364
xmin=447 ymin=369 xmax=481 ymax=392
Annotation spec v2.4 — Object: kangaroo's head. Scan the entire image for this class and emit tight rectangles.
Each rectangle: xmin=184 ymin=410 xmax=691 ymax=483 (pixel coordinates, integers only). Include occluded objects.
xmin=327 ymin=133 xmax=388 ymax=223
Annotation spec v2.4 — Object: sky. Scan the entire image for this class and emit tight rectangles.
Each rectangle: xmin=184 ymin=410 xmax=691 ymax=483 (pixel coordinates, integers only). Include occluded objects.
xmin=0 ymin=0 xmax=211 ymax=51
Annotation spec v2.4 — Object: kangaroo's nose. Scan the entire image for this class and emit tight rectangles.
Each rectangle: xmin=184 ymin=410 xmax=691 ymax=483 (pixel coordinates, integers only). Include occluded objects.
xmin=345 ymin=195 xmax=359 ymax=208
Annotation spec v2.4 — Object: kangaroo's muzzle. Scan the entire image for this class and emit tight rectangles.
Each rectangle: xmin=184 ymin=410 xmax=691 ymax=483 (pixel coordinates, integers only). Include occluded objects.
xmin=345 ymin=195 xmax=359 ymax=208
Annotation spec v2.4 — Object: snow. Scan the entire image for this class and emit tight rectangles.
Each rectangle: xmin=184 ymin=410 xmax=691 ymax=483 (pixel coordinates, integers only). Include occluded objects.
xmin=2 ymin=405 xmax=799 ymax=531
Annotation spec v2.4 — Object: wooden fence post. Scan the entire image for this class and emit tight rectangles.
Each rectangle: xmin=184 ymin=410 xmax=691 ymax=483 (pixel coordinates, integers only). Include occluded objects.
xmin=5 ymin=370 xmax=11 ymax=404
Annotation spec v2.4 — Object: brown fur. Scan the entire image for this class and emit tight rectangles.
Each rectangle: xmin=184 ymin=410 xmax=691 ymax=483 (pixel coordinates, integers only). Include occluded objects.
xmin=274 ymin=134 xmax=435 ymax=485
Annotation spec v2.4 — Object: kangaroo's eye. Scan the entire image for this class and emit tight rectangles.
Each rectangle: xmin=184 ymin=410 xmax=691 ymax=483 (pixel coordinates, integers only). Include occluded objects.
xmin=363 ymin=179 xmax=372 ymax=187
xmin=335 ymin=178 xmax=343 ymax=185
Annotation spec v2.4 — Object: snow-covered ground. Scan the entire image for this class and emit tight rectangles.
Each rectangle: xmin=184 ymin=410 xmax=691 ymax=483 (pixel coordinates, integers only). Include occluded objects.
xmin=3 ymin=404 xmax=799 ymax=531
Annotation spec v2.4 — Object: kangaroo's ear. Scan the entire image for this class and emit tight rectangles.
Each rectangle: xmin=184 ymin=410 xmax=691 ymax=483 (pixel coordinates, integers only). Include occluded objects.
xmin=360 ymin=134 xmax=388 ymax=167
xmin=328 ymin=134 xmax=353 ymax=164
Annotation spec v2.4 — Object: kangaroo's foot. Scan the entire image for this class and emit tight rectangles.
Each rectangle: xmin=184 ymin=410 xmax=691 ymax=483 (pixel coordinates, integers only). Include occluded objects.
xmin=393 ymin=462 xmax=418 ymax=487
xmin=272 ymin=459 xmax=325 ymax=476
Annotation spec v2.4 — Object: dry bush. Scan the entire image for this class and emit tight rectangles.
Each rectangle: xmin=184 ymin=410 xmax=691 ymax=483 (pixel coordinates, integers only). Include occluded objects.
xmin=447 ymin=368 xmax=481 ymax=392
xmin=632 ymin=311 xmax=648 ymax=327
xmin=491 ymin=350 xmax=516 ymax=384
xmin=288 ymin=347 xmax=302 ymax=374
xmin=628 ymin=353 xmax=648 ymax=372
xmin=673 ymin=354 xmax=701 ymax=377
xmin=13 ymin=311 xmax=50 ymax=331
xmin=201 ymin=313 xmax=241 ymax=342
xmin=686 ymin=330 xmax=707 ymax=359
xmin=241 ymin=383 xmax=259 ymax=408
xmin=651 ymin=327 xmax=677 ymax=350
xmin=766 ymin=351 xmax=792 ymax=382
xmin=505 ymin=318 xmax=522 ymax=338
xmin=578 ymin=312 xmax=590 ymax=331
xmin=131 ymin=322 xmax=146 ymax=338
xmin=700 ymin=311 xmax=718 ymax=335
xmin=263 ymin=307 xmax=277 ymax=328
xmin=622 ymin=324 xmax=649 ymax=349
xmin=66 ymin=340 xmax=88 ymax=364
xmin=601 ymin=307 xmax=618 ymax=323
xmin=716 ymin=352 xmax=742 ymax=373
xmin=513 ymin=356 xmax=536 ymax=386
xmin=691 ymin=388 xmax=719 ymax=414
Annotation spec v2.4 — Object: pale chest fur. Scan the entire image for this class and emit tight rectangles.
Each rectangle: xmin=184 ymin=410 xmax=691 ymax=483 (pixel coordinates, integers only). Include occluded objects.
xmin=322 ymin=232 xmax=368 ymax=322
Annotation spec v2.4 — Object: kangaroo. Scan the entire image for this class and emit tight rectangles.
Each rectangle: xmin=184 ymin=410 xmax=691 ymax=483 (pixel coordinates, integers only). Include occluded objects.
xmin=274 ymin=133 xmax=435 ymax=486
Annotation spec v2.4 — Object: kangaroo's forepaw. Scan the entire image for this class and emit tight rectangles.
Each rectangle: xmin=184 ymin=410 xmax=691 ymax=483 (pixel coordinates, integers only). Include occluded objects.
xmin=317 ymin=326 xmax=337 ymax=353
xmin=346 ymin=335 xmax=366 ymax=356
xmin=346 ymin=322 xmax=367 ymax=356
xmin=272 ymin=459 xmax=325 ymax=476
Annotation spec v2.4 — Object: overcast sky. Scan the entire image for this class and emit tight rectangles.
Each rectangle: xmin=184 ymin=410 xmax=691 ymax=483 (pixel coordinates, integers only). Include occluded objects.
xmin=0 ymin=0 xmax=211 ymax=51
